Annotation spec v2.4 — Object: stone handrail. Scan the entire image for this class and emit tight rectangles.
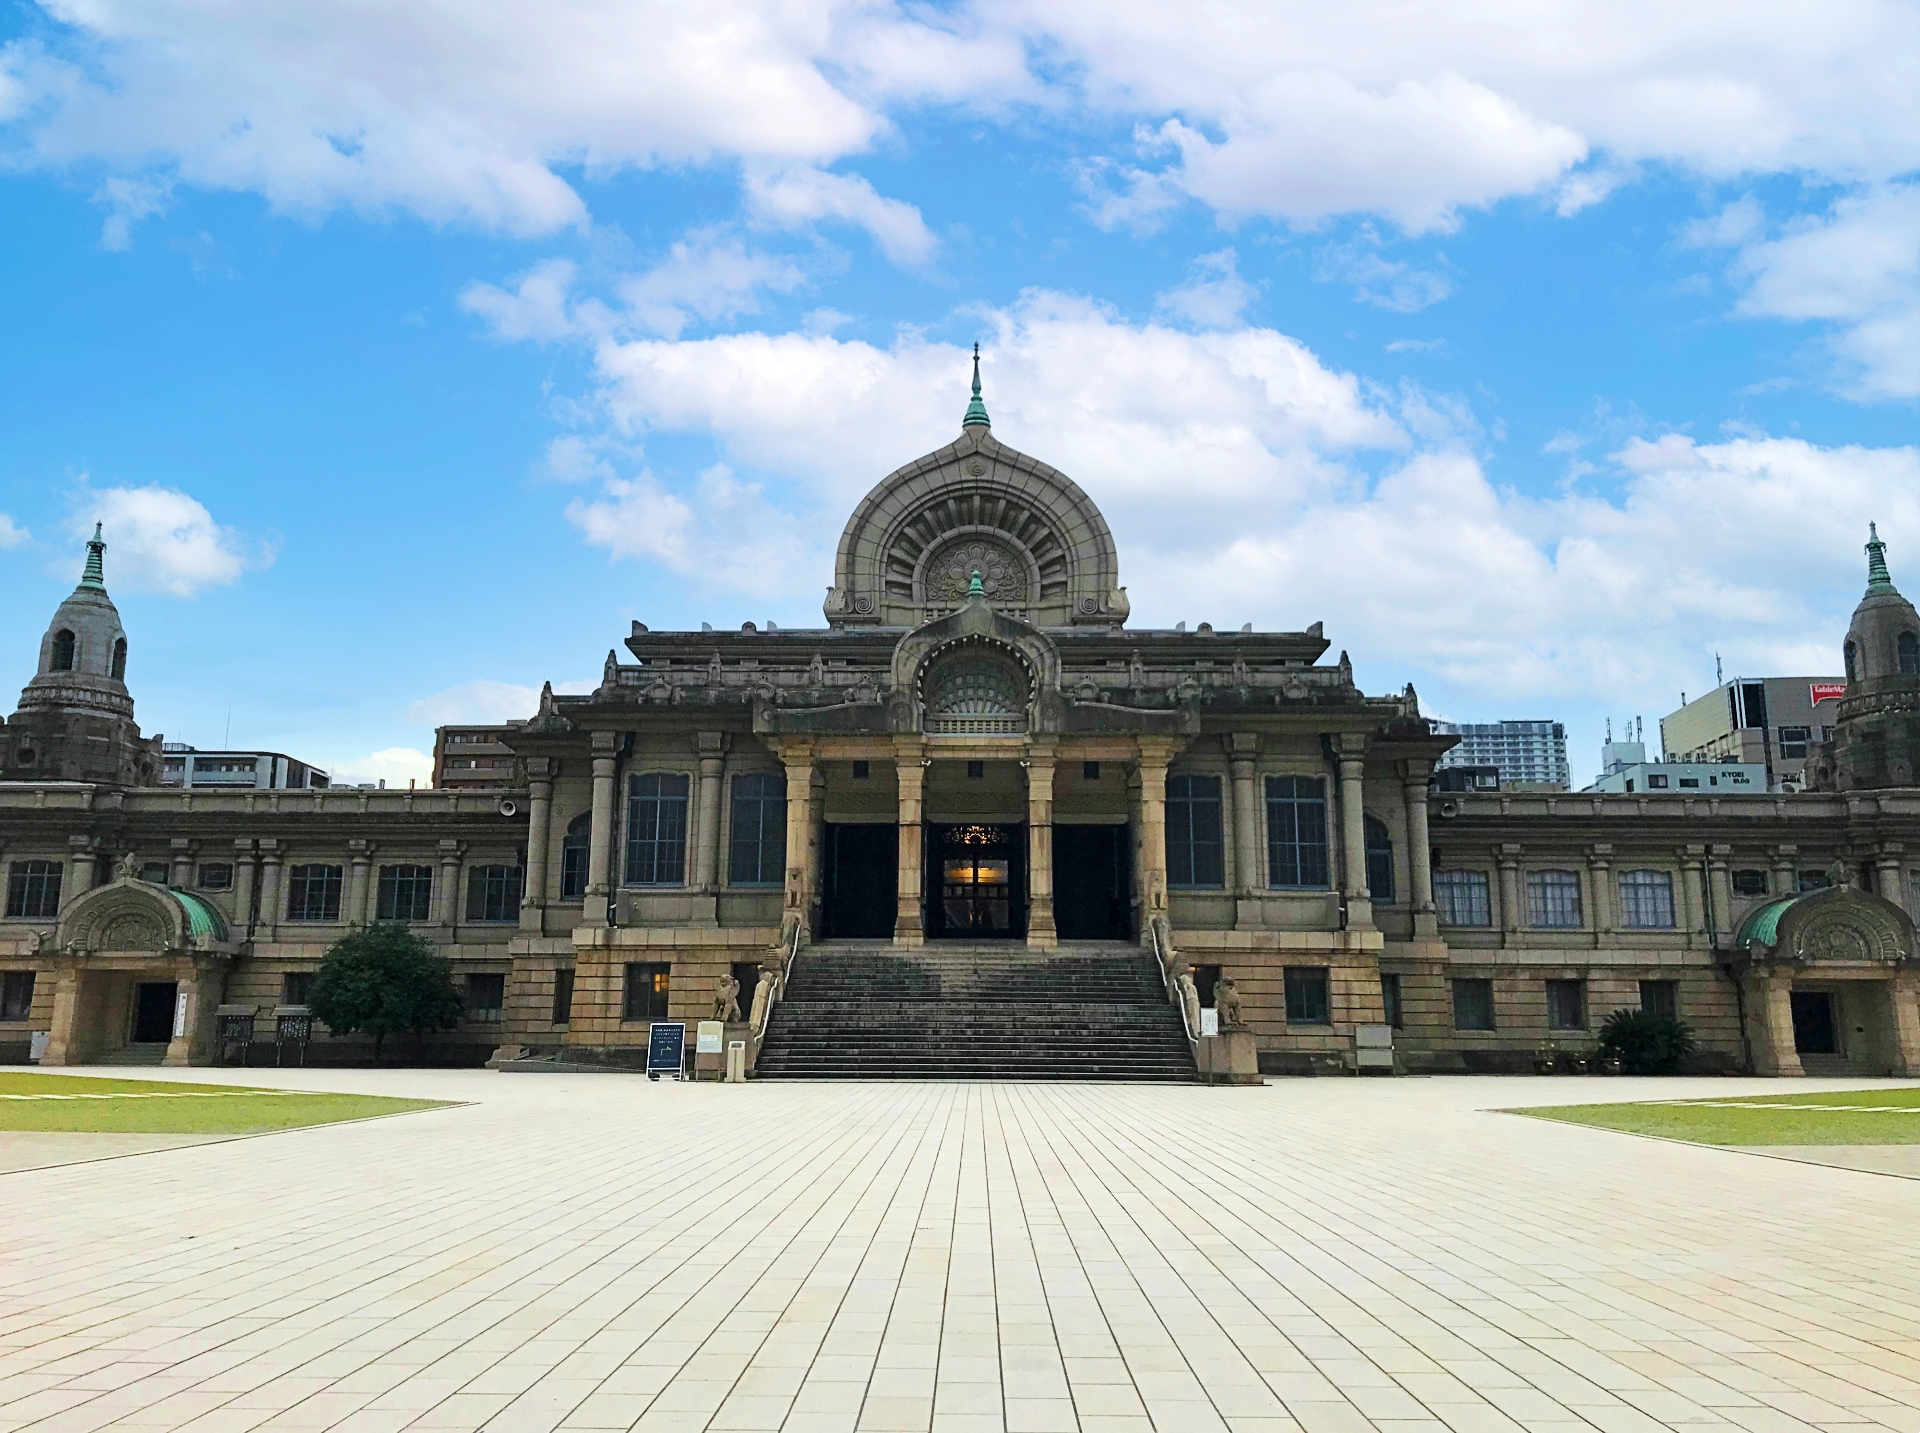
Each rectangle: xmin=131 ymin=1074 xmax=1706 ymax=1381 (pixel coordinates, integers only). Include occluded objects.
xmin=1148 ymin=914 xmax=1202 ymax=1050
xmin=747 ymin=913 xmax=802 ymax=1073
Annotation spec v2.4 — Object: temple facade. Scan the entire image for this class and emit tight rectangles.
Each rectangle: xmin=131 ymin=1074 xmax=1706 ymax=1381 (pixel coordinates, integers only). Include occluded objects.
xmin=4 ymin=371 xmax=1920 ymax=1078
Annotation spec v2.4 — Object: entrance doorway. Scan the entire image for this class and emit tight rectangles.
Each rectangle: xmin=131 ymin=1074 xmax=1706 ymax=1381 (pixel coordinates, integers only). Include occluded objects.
xmin=929 ymin=824 xmax=1025 ymax=938
xmin=822 ymin=824 xmax=897 ymax=939
xmin=133 ymin=981 xmax=178 ymax=1045
xmin=1053 ymin=824 xmax=1131 ymax=940
xmin=1790 ymin=989 xmax=1839 ymax=1055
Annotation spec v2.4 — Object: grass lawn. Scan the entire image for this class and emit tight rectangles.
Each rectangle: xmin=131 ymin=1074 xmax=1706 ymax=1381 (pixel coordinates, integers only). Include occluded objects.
xmin=1510 ymin=1085 xmax=1920 ymax=1146
xmin=0 ymin=1072 xmax=455 ymax=1135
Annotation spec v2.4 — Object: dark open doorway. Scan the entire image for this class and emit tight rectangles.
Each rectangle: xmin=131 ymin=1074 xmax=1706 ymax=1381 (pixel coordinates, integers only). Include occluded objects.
xmin=1053 ymin=824 xmax=1132 ymax=940
xmin=1790 ymin=989 xmax=1839 ymax=1055
xmin=821 ymin=823 xmax=897 ymax=938
xmin=928 ymin=823 xmax=1026 ymax=939
xmin=133 ymin=981 xmax=177 ymax=1044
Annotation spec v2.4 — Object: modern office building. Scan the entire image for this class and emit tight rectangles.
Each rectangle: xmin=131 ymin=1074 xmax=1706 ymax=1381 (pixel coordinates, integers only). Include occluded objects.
xmin=159 ymin=746 xmax=329 ymax=791
xmin=1661 ymin=676 xmax=1846 ymax=792
xmin=433 ymin=726 xmax=527 ymax=790
xmin=1432 ymin=719 xmax=1570 ymax=790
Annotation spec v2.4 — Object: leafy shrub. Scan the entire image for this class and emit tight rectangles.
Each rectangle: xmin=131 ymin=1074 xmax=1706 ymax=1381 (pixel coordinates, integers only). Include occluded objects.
xmin=1597 ymin=1008 xmax=1695 ymax=1075
xmin=309 ymin=923 xmax=463 ymax=1065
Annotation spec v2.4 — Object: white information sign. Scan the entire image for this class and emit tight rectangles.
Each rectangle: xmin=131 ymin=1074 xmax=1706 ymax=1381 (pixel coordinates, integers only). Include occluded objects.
xmin=696 ymin=1020 xmax=725 ymax=1054
xmin=172 ymin=990 xmax=189 ymax=1039
xmin=1200 ymin=1007 xmax=1219 ymax=1037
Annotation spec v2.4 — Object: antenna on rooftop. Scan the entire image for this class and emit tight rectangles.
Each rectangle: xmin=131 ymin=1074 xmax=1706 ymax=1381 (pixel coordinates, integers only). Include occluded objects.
xmin=1715 ymin=653 xmax=1723 ymax=686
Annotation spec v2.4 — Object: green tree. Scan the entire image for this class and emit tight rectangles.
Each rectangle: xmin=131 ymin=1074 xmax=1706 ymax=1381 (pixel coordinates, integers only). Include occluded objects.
xmin=1597 ymin=1008 xmax=1696 ymax=1075
xmin=308 ymin=923 xmax=464 ymax=1065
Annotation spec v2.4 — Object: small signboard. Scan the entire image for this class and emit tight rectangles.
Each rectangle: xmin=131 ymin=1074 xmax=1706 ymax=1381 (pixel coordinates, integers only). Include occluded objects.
xmin=647 ymin=1021 xmax=687 ymax=1079
xmin=172 ymin=990 xmax=189 ymax=1040
xmin=1199 ymin=1007 xmax=1219 ymax=1038
xmin=696 ymin=1020 xmax=724 ymax=1054
xmin=1811 ymin=682 xmax=1847 ymax=705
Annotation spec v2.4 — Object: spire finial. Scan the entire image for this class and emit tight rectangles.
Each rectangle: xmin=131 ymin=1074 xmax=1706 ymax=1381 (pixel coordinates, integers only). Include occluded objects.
xmin=968 ymin=568 xmax=985 ymax=597
xmin=1867 ymin=522 xmax=1894 ymax=594
xmin=79 ymin=523 xmax=106 ymax=591
xmin=962 ymin=342 xmax=991 ymax=429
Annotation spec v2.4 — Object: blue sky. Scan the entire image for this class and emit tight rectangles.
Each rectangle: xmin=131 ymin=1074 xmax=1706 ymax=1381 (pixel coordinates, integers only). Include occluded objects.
xmin=3 ymin=2 xmax=1919 ymax=786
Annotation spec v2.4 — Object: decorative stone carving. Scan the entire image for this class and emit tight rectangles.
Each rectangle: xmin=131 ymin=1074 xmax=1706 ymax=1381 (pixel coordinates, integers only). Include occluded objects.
xmin=97 ymin=912 xmax=164 ymax=951
xmin=923 ymin=535 xmax=1029 ymax=606
xmin=714 ymin=973 xmax=742 ymax=1022
xmin=1215 ymin=974 xmax=1245 ymax=1031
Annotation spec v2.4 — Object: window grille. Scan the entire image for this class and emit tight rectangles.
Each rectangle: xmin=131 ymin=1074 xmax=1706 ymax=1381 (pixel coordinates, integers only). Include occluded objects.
xmin=623 ymin=962 xmax=670 ymax=1021
xmin=625 ymin=773 xmax=689 ymax=886
xmin=1364 ymin=816 xmax=1394 ymax=902
xmin=1546 ymin=979 xmax=1586 ymax=1030
xmin=1639 ymin=979 xmax=1678 ymax=1017
xmin=0 ymin=971 xmax=34 ymax=1021
xmin=925 ymin=653 xmax=1028 ymax=734
xmin=1452 ymin=977 xmax=1496 ymax=1030
xmin=377 ymin=865 xmax=434 ymax=922
xmin=465 ymin=865 xmax=523 ymax=922
xmin=1434 ymin=870 xmax=1490 ymax=927
xmin=282 ymin=972 xmax=315 ymax=1006
xmin=5 ymin=860 xmax=62 ymax=919
xmin=197 ymin=863 xmax=234 ymax=891
xmin=1167 ymin=774 xmax=1225 ymax=887
xmin=465 ymin=973 xmax=505 ymax=1022
xmin=1284 ymin=966 xmax=1331 ymax=1024
xmin=1618 ymin=869 xmax=1675 ymax=928
xmin=1380 ymin=973 xmax=1403 ymax=1029
xmin=1265 ymin=776 xmax=1328 ymax=888
xmin=1732 ymin=869 xmax=1768 ymax=896
xmin=728 ymin=772 xmax=786 ymax=887
xmin=552 ymin=968 xmax=575 ymax=1025
xmin=1526 ymin=870 xmax=1582 ymax=928
xmin=286 ymin=864 xmax=342 ymax=922
xmin=560 ymin=814 xmax=591 ymax=899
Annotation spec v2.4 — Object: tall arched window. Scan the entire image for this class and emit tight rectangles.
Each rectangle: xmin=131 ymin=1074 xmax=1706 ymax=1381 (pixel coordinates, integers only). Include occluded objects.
xmin=50 ymin=629 xmax=75 ymax=672
xmin=111 ymin=637 xmax=127 ymax=681
xmin=560 ymin=813 xmax=592 ymax=899
xmin=1364 ymin=816 xmax=1394 ymax=902
xmin=1845 ymin=639 xmax=1859 ymax=682
xmin=1900 ymin=632 xmax=1919 ymax=676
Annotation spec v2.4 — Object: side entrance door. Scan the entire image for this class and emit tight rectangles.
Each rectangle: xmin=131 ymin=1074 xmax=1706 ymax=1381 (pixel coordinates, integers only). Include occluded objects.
xmin=1790 ymin=989 xmax=1839 ymax=1055
xmin=821 ymin=824 xmax=898 ymax=939
xmin=133 ymin=981 xmax=178 ymax=1044
xmin=1053 ymin=824 xmax=1132 ymax=940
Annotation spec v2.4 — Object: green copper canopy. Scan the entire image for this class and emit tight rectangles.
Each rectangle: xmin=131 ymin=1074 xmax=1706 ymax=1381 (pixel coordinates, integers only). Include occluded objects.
xmin=1867 ymin=522 xmax=1894 ymax=594
xmin=79 ymin=523 xmax=106 ymax=591
xmin=962 ymin=342 xmax=990 ymax=429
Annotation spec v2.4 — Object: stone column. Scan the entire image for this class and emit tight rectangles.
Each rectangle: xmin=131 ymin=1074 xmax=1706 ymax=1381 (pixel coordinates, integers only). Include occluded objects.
xmin=1026 ymin=747 xmax=1057 ymax=950
xmin=232 ymin=839 xmax=258 ymax=935
xmin=169 ymin=838 xmax=194 ymax=889
xmin=584 ymin=730 xmax=619 ymax=928
xmin=1708 ymin=844 xmax=1734 ymax=947
xmin=1333 ymin=733 xmax=1372 ymax=930
xmin=63 ymin=836 xmax=97 ymax=911
xmin=894 ymin=743 xmax=926 ymax=946
xmin=692 ymin=732 xmax=728 ymax=892
xmin=1876 ymin=847 xmax=1907 ymax=914
xmin=437 ymin=839 xmax=464 ymax=933
xmin=1747 ymin=969 xmax=1805 ymax=1076
xmin=521 ymin=758 xmax=553 ymax=934
xmin=257 ymin=841 xmax=282 ymax=939
xmin=1679 ymin=845 xmax=1707 ymax=946
xmin=1497 ymin=846 xmax=1522 ymax=938
xmin=1135 ymin=740 xmax=1173 ymax=938
xmin=1228 ymin=733 xmax=1260 ymax=899
xmin=1771 ymin=844 xmax=1797 ymax=902
xmin=1891 ymin=970 xmax=1920 ymax=1076
xmin=781 ymin=745 xmax=817 ymax=943
xmin=41 ymin=966 xmax=82 ymax=1066
xmin=347 ymin=839 xmax=373 ymax=927
xmin=1586 ymin=845 xmax=1614 ymax=947
xmin=1401 ymin=761 xmax=1436 ymax=938
xmin=163 ymin=958 xmax=222 ymax=1067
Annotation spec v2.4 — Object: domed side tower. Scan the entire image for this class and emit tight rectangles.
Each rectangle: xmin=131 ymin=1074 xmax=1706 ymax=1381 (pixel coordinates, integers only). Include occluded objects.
xmin=1829 ymin=524 xmax=1920 ymax=789
xmin=0 ymin=526 xmax=161 ymax=785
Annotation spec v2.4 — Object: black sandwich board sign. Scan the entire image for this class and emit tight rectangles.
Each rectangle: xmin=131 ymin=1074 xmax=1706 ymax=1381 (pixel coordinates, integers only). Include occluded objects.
xmin=647 ymin=1021 xmax=687 ymax=1080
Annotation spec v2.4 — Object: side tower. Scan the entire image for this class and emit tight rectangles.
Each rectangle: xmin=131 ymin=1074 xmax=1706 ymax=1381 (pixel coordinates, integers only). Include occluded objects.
xmin=0 ymin=525 xmax=161 ymax=784
xmin=1827 ymin=524 xmax=1920 ymax=789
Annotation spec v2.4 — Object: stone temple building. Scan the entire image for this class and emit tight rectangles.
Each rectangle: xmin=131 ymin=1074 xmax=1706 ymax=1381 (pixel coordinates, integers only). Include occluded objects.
xmin=4 ymin=367 xmax=1920 ymax=1079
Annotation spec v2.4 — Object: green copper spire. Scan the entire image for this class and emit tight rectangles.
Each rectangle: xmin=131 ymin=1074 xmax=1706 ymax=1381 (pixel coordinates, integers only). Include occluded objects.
xmin=968 ymin=568 xmax=985 ymax=597
xmin=962 ymin=342 xmax=990 ymax=429
xmin=1867 ymin=521 xmax=1894 ymax=594
xmin=79 ymin=523 xmax=106 ymax=591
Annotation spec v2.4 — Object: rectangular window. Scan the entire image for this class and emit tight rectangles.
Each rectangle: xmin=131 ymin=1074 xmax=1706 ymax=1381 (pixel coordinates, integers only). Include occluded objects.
xmin=6 ymin=860 xmax=63 ymax=919
xmin=1452 ymin=977 xmax=1496 ymax=1031
xmin=560 ymin=820 xmax=590 ymax=900
xmin=1434 ymin=870 xmax=1492 ymax=927
xmin=465 ymin=864 xmax=523 ymax=922
xmin=465 ymin=972 xmax=505 ymax=1022
xmin=1639 ymin=979 xmax=1678 ymax=1017
xmin=139 ymin=861 xmax=170 ymax=885
xmin=197 ymin=863 xmax=234 ymax=891
xmin=1082 ymin=761 xmax=1100 ymax=780
xmin=1778 ymin=726 xmax=1811 ymax=759
xmin=1284 ymin=966 xmax=1331 ymax=1025
xmin=1732 ymin=869 xmax=1768 ymax=896
xmin=623 ymin=962 xmax=670 ymax=1021
xmin=0 ymin=970 xmax=35 ymax=1021
xmin=1546 ymin=979 xmax=1586 ymax=1030
xmin=1526 ymin=870 xmax=1583 ymax=928
xmin=282 ymin=971 xmax=315 ymax=1007
xmin=851 ymin=760 xmax=870 ymax=780
xmin=966 ymin=760 xmax=985 ymax=780
xmin=728 ymin=772 xmax=787 ymax=887
xmin=1647 ymin=774 xmax=1669 ymax=789
xmin=552 ymin=968 xmax=575 ymax=1025
xmin=1618 ymin=870 xmax=1676 ymax=928
xmin=377 ymin=864 xmax=435 ymax=922
xmin=1167 ymin=774 xmax=1226 ymax=887
xmin=1380 ymin=972 xmax=1403 ymax=1030
xmin=286 ymin=864 xmax=343 ymax=922
xmin=1678 ymin=777 xmax=1700 ymax=788
xmin=1265 ymin=776 xmax=1329 ymax=889
xmin=624 ymin=773 xmax=690 ymax=886
xmin=1799 ymin=869 xmax=1832 ymax=892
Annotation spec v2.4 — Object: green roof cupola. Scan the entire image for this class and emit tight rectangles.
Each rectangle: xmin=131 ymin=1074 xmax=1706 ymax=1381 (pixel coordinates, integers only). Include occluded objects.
xmin=79 ymin=523 xmax=106 ymax=591
xmin=1867 ymin=522 xmax=1894 ymax=594
xmin=962 ymin=342 xmax=990 ymax=430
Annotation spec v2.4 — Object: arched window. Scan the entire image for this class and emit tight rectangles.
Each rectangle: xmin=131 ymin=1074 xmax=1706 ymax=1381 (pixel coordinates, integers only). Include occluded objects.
xmin=111 ymin=637 xmax=127 ymax=681
xmin=1900 ymin=632 xmax=1919 ymax=675
xmin=1845 ymin=639 xmax=1858 ymax=682
xmin=1364 ymin=816 xmax=1394 ymax=902
xmin=924 ymin=648 xmax=1028 ymax=734
xmin=560 ymin=813 xmax=592 ymax=900
xmin=50 ymin=629 xmax=75 ymax=672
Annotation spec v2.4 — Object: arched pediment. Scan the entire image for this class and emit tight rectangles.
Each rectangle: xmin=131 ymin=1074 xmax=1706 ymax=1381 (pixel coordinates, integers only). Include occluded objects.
xmin=58 ymin=876 xmax=231 ymax=955
xmin=1737 ymin=885 xmax=1914 ymax=968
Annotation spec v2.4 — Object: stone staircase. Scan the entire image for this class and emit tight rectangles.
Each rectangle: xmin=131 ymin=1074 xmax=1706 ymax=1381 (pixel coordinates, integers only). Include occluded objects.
xmin=755 ymin=941 xmax=1199 ymax=1082
xmin=98 ymin=1045 xmax=168 ymax=1066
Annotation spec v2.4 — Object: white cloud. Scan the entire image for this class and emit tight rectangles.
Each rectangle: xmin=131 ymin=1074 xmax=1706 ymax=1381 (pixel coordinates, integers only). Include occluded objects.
xmin=1155 ymin=249 xmax=1258 ymax=328
xmin=330 ymin=747 xmax=433 ymax=789
xmin=1314 ymin=228 xmax=1454 ymax=312
xmin=92 ymin=174 xmax=170 ymax=250
xmin=459 ymin=259 xmax=591 ymax=343
xmin=743 ymin=166 xmax=935 ymax=266
xmin=0 ymin=513 xmax=28 ymax=549
xmin=618 ymin=230 xmax=808 ymax=338
xmin=68 ymin=483 xmax=266 ymax=596
xmin=1723 ymin=184 xmax=1920 ymax=400
xmin=404 ymin=678 xmax=595 ymax=727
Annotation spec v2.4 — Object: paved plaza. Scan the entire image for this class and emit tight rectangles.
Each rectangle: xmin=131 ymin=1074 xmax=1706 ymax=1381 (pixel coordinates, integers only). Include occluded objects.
xmin=4 ymin=1071 xmax=1920 ymax=1433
